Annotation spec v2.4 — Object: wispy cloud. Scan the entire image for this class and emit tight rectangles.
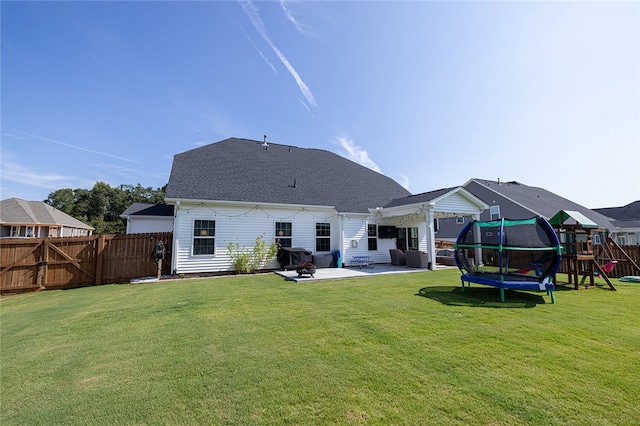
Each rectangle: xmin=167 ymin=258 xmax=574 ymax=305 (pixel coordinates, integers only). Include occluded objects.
xmin=239 ymin=0 xmax=317 ymax=107
xmin=297 ymin=98 xmax=316 ymax=119
xmin=398 ymin=173 xmax=410 ymax=191
xmin=333 ymin=135 xmax=382 ymax=173
xmin=10 ymin=130 xmax=139 ymax=163
xmin=0 ymin=156 xmax=86 ymax=190
xmin=241 ymin=27 xmax=278 ymax=74
xmin=280 ymin=0 xmax=316 ymax=37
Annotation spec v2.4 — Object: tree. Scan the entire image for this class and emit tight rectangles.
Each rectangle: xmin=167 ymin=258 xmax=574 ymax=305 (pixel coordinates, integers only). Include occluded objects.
xmin=44 ymin=182 xmax=166 ymax=234
xmin=45 ymin=188 xmax=75 ymax=214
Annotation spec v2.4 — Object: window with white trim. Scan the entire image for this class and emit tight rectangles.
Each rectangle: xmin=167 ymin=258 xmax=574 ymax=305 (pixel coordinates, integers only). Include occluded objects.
xmin=193 ymin=220 xmax=215 ymax=255
xmin=368 ymin=224 xmax=378 ymax=251
xmin=276 ymin=222 xmax=292 ymax=248
xmin=456 ymin=216 xmax=465 ymax=224
xmin=409 ymin=227 xmax=419 ymax=249
xmin=315 ymin=223 xmax=330 ymax=252
xmin=490 ymin=205 xmax=500 ymax=221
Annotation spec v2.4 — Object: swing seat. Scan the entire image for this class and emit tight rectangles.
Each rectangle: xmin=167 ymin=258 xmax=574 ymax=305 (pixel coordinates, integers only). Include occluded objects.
xmin=599 ymin=260 xmax=618 ymax=274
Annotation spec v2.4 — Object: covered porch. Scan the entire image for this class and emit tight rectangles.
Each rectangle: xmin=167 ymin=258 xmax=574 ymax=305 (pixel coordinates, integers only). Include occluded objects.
xmin=369 ymin=186 xmax=489 ymax=270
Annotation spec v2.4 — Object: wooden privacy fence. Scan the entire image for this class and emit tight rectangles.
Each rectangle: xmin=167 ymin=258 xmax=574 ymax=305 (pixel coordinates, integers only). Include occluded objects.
xmin=0 ymin=232 xmax=172 ymax=294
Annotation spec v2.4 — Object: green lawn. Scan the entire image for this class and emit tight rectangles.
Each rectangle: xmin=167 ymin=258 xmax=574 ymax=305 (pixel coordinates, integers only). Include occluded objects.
xmin=2 ymin=270 xmax=639 ymax=425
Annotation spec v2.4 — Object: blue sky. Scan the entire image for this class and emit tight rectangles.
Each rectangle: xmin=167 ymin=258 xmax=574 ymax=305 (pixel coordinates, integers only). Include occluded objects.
xmin=2 ymin=0 xmax=638 ymax=209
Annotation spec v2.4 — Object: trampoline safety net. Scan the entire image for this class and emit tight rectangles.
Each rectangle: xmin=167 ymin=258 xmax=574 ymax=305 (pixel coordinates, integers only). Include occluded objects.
xmin=454 ymin=217 xmax=562 ymax=282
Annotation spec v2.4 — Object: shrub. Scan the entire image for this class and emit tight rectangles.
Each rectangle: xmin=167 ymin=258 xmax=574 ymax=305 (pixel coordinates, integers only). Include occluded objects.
xmin=228 ymin=235 xmax=278 ymax=274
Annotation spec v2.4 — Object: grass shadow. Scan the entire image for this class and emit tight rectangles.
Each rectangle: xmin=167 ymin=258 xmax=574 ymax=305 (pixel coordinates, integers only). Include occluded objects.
xmin=416 ymin=286 xmax=547 ymax=308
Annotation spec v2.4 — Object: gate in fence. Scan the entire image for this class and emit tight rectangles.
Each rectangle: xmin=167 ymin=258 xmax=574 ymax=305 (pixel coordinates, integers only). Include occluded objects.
xmin=0 ymin=232 xmax=172 ymax=294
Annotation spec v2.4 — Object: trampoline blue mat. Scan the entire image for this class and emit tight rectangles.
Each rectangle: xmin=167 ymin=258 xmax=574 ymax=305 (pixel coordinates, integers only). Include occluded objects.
xmin=461 ymin=272 xmax=553 ymax=291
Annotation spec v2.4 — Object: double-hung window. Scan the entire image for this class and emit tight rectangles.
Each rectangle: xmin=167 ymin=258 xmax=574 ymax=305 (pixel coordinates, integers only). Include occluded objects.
xmin=316 ymin=223 xmax=330 ymax=252
xmin=368 ymin=224 xmax=378 ymax=251
xmin=193 ymin=220 xmax=215 ymax=255
xmin=276 ymin=222 xmax=292 ymax=248
xmin=490 ymin=206 xmax=500 ymax=221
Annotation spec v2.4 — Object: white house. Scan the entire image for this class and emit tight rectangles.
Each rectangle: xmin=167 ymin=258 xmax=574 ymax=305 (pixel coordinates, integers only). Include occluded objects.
xmin=120 ymin=203 xmax=174 ymax=234
xmin=164 ymin=138 xmax=488 ymax=274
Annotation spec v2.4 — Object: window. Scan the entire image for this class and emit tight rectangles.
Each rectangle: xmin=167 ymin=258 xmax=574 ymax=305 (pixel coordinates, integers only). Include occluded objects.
xmin=629 ymin=234 xmax=637 ymax=245
xmin=490 ymin=206 xmax=500 ymax=221
xmin=456 ymin=216 xmax=465 ymax=224
xmin=275 ymin=222 xmax=292 ymax=248
xmin=617 ymin=235 xmax=626 ymax=246
xmin=315 ymin=223 xmax=330 ymax=252
xmin=193 ymin=220 xmax=215 ymax=255
xmin=433 ymin=218 xmax=439 ymax=233
xmin=10 ymin=226 xmax=19 ymax=237
xmin=408 ymin=227 xmax=419 ymax=250
xmin=396 ymin=227 xmax=419 ymax=251
xmin=368 ymin=224 xmax=378 ymax=251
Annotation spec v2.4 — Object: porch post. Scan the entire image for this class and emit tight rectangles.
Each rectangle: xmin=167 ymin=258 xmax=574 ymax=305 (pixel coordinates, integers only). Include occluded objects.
xmin=426 ymin=208 xmax=436 ymax=270
xmin=472 ymin=213 xmax=482 ymax=266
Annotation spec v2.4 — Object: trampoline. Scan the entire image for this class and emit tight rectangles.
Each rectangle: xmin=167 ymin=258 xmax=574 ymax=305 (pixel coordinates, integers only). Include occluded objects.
xmin=454 ymin=217 xmax=562 ymax=303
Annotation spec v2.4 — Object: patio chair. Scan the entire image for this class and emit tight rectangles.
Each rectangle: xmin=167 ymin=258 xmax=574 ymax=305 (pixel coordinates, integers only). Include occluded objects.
xmin=389 ymin=249 xmax=407 ymax=266
xmin=406 ymin=250 xmax=429 ymax=268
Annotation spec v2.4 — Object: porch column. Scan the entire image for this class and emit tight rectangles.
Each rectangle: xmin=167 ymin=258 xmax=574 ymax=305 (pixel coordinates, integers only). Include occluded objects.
xmin=426 ymin=208 xmax=436 ymax=270
xmin=472 ymin=213 xmax=482 ymax=266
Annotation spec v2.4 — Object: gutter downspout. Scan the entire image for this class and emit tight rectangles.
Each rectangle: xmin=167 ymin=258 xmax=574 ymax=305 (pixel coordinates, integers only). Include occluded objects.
xmin=338 ymin=213 xmax=344 ymax=267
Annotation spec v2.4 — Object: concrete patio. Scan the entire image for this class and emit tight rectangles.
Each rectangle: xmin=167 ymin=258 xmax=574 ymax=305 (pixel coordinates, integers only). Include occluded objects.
xmin=274 ymin=263 xmax=454 ymax=283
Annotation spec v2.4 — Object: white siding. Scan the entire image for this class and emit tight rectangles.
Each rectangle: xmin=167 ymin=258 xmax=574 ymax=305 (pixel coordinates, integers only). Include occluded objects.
xmin=127 ymin=217 xmax=174 ymax=234
xmin=340 ymin=217 xmax=399 ymax=265
xmin=433 ymin=191 xmax=483 ymax=214
xmin=173 ymin=202 xmax=340 ymax=273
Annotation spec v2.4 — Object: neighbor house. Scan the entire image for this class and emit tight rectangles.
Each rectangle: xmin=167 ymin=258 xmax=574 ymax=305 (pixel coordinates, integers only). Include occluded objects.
xmin=164 ymin=138 xmax=488 ymax=274
xmin=594 ymin=201 xmax=640 ymax=245
xmin=120 ymin=203 xmax=174 ymax=234
xmin=0 ymin=198 xmax=93 ymax=238
xmin=436 ymin=179 xmax=616 ymax=241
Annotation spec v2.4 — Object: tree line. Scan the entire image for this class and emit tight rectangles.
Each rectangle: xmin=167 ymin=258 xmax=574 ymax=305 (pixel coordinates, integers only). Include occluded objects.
xmin=45 ymin=182 xmax=166 ymax=234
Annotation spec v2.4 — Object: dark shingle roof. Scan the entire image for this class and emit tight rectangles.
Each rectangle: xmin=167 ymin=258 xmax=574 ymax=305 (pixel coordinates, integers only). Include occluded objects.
xmin=0 ymin=198 xmax=93 ymax=229
xmin=384 ymin=187 xmax=459 ymax=208
xmin=165 ymin=138 xmax=411 ymax=213
xmin=468 ymin=179 xmax=616 ymax=229
xmin=594 ymin=201 xmax=640 ymax=221
xmin=610 ymin=219 xmax=640 ymax=229
xmin=120 ymin=203 xmax=174 ymax=217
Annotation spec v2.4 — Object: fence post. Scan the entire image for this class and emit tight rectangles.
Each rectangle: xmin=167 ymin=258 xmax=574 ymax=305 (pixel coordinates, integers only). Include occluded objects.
xmin=37 ymin=240 xmax=48 ymax=290
xmin=95 ymin=235 xmax=105 ymax=285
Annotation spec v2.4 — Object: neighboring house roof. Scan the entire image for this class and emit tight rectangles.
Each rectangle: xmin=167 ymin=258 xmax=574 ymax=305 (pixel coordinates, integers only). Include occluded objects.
xmin=120 ymin=203 xmax=174 ymax=217
xmin=0 ymin=198 xmax=94 ymax=229
xmin=165 ymin=138 xmax=412 ymax=213
xmin=610 ymin=219 xmax=640 ymax=230
xmin=594 ymin=201 xmax=640 ymax=221
xmin=465 ymin=179 xmax=616 ymax=230
xmin=594 ymin=201 xmax=640 ymax=231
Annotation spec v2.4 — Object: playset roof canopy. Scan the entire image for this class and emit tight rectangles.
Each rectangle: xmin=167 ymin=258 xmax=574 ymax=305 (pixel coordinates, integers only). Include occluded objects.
xmin=548 ymin=210 xmax=598 ymax=229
